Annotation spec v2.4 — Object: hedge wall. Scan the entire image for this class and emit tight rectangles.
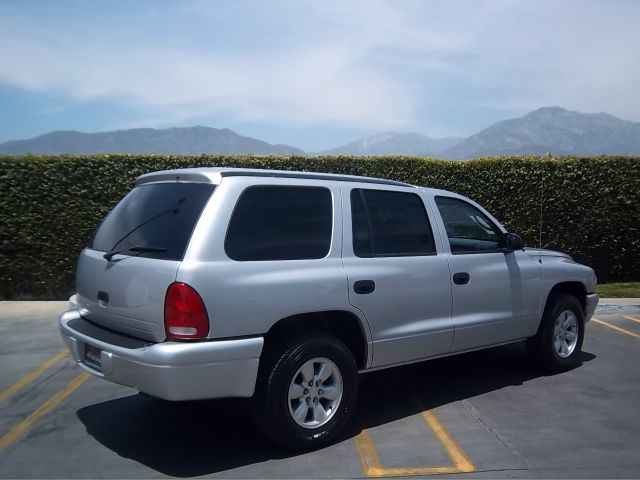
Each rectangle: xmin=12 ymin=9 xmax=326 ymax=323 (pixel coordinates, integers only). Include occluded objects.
xmin=1 ymin=154 xmax=638 ymax=299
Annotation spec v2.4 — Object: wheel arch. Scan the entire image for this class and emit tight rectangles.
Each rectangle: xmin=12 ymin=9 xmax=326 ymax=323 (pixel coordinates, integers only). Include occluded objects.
xmin=263 ymin=310 xmax=369 ymax=370
xmin=545 ymin=281 xmax=587 ymax=313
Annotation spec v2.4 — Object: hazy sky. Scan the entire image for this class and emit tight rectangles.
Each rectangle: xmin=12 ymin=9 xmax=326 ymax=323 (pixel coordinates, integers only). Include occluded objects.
xmin=1 ymin=0 xmax=639 ymax=150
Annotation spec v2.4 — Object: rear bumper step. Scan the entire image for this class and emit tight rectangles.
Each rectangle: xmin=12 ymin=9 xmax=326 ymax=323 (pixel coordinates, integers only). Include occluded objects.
xmin=59 ymin=309 xmax=263 ymax=401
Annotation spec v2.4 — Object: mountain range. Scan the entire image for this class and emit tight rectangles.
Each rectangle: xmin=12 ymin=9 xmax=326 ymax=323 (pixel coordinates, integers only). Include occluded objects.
xmin=441 ymin=107 xmax=640 ymax=159
xmin=2 ymin=107 xmax=639 ymax=159
xmin=320 ymin=132 xmax=463 ymax=156
xmin=0 ymin=126 xmax=303 ymax=156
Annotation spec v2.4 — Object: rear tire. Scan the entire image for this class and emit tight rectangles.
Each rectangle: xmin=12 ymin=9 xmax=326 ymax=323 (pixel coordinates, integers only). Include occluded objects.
xmin=528 ymin=293 xmax=584 ymax=372
xmin=253 ymin=333 xmax=358 ymax=450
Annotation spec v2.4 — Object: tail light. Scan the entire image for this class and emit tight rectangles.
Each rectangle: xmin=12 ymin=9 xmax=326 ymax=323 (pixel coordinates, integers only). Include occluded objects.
xmin=164 ymin=282 xmax=209 ymax=340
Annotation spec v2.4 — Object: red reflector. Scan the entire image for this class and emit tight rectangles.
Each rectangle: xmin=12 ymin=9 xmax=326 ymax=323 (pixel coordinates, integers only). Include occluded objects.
xmin=164 ymin=283 xmax=209 ymax=340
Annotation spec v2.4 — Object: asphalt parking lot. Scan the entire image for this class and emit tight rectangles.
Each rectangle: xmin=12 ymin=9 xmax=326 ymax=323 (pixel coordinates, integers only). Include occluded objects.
xmin=1 ymin=301 xmax=639 ymax=479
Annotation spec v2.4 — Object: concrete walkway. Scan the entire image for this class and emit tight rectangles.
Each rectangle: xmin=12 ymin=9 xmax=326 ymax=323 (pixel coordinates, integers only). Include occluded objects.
xmin=598 ymin=298 xmax=640 ymax=305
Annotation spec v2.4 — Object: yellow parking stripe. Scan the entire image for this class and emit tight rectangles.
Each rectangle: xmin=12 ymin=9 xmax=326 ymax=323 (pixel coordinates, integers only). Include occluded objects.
xmin=592 ymin=317 xmax=640 ymax=339
xmin=0 ymin=372 xmax=90 ymax=451
xmin=422 ymin=410 xmax=475 ymax=473
xmin=0 ymin=349 xmax=68 ymax=404
xmin=623 ymin=315 xmax=640 ymax=325
xmin=354 ymin=430 xmax=385 ymax=476
xmin=354 ymin=409 xmax=475 ymax=477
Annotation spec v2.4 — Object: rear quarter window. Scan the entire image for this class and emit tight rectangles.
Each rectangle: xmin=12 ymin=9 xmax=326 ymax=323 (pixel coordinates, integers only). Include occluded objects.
xmin=225 ymin=185 xmax=333 ymax=261
xmin=91 ymin=182 xmax=215 ymax=260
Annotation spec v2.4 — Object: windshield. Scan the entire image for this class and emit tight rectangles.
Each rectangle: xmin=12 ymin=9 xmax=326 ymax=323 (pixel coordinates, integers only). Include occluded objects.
xmin=91 ymin=182 xmax=215 ymax=260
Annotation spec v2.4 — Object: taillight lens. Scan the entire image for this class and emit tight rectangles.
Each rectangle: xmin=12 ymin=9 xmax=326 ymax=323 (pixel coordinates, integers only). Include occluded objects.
xmin=164 ymin=282 xmax=209 ymax=340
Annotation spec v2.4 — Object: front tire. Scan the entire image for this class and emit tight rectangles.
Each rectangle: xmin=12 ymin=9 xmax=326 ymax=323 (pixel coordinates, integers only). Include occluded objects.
xmin=253 ymin=333 xmax=358 ymax=450
xmin=528 ymin=293 xmax=584 ymax=372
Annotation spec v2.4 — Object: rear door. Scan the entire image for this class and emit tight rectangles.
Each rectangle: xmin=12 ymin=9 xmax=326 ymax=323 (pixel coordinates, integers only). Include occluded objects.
xmin=341 ymin=184 xmax=453 ymax=368
xmin=75 ymin=181 xmax=215 ymax=342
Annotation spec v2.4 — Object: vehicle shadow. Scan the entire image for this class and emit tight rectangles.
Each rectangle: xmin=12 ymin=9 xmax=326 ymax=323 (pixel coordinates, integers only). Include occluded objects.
xmin=76 ymin=342 xmax=596 ymax=477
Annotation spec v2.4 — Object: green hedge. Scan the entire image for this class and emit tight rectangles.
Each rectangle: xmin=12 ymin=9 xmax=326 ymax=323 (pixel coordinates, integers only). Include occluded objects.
xmin=1 ymin=154 xmax=638 ymax=299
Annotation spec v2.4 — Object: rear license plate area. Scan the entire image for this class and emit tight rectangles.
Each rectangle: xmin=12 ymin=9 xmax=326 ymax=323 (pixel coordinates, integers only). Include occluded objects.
xmin=84 ymin=344 xmax=102 ymax=371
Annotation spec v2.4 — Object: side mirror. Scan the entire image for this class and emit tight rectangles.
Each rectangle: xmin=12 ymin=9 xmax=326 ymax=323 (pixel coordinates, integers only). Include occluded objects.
xmin=502 ymin=232 xmax=524 ymax=252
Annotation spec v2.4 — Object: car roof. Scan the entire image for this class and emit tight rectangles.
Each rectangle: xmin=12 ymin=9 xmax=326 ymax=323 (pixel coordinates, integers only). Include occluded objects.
xmin=136 ymin=167 xmax=416 ymax=188
xmin=135 ymin=167 xmax=462 ymax=198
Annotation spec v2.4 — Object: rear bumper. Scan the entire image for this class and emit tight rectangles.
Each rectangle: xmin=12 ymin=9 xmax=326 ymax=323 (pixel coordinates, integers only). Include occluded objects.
xmin=584 ymin=293 xmax=599 ymax=323
xmin=59 ymin=309 xmax=263 ymax=401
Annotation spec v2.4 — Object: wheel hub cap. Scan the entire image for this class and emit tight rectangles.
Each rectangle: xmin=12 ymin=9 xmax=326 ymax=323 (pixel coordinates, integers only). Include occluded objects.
xmin=553 ymin=310 xmax=579 ymax=358
xmin=288 ymin=357 xmax=343 ymax=429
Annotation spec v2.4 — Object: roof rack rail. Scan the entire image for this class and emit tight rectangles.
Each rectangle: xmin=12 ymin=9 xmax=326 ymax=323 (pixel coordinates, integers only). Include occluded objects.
xmin=218 ymin=169 xmax=414 ymax=187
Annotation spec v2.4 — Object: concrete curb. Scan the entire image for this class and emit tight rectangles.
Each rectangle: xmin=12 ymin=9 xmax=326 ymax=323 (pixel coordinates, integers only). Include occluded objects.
xmin=0 ymin=301 xmax=68 ymax=317
xmin=598 ymin=298 xmax=640 ymax=305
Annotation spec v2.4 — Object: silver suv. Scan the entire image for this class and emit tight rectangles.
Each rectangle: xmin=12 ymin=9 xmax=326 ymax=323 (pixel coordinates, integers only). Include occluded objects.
xmin=59 ymin=167 xmax=598 ymax=449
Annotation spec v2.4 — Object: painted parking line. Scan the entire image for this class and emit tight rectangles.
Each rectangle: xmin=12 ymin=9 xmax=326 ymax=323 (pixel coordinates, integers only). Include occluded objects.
xmin=0 ymin=349 xmax=68 ymax=404
xmin=0 ymin=372 xmax=90 ymax=451
xmin=592 ymin=317 xmax=640 ymax=339
xmin=623 ymin=315 xmax=640 ymax=325
xmin=354 ymin=409 xmax=475 ymax=477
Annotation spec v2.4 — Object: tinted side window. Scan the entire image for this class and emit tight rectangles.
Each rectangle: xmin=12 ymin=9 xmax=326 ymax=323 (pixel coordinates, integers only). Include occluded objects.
xmin=91 ymin=183 xmax=215 ymax=260
xmin=351 ymin=189 xmax=436 ymax=257
xmin=435 ymin=196 xmax=502 ymax=253
xmin=225 ymin=186 xmax=332 ymax=261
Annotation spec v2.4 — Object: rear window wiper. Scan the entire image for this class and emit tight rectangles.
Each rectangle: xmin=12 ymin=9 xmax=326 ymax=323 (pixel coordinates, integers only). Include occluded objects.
xmin=103 ymin=245 xmax=167 ymax=261
xmin=104 ymin=198 xmax=187 ymax=254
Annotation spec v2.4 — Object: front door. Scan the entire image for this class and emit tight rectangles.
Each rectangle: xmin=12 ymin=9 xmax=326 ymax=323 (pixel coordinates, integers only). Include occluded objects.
xmin=433 ymin=195 xmax=541 ymax=352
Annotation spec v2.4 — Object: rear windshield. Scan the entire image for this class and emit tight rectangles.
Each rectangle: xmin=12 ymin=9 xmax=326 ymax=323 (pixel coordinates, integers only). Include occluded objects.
xmin=91 ymin=182 xmax=215 ymax=260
